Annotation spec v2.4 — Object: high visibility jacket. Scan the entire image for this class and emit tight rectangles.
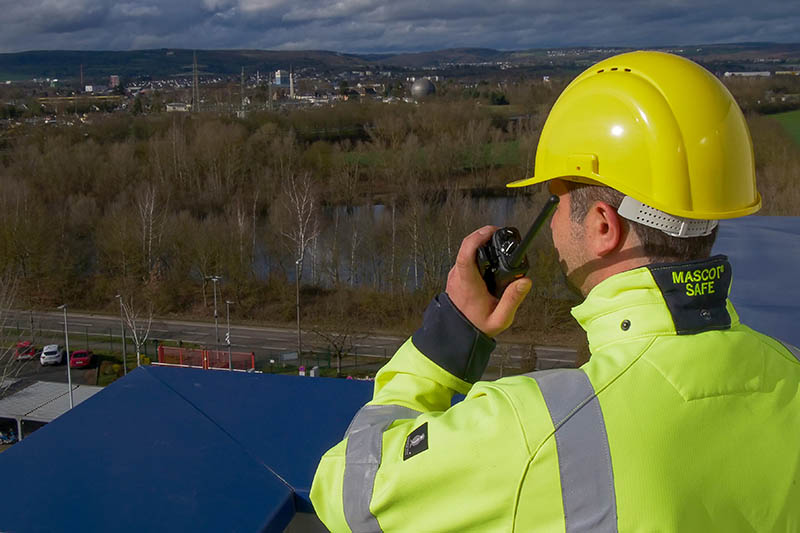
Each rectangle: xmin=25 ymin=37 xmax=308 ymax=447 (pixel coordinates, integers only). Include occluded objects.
xmin=311 ymin=256 xmax=800 ymax=532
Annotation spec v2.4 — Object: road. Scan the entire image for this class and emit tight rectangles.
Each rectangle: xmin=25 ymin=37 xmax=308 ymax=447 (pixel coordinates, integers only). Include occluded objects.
xmin=3 ymin=309 xmax=577 ymax=379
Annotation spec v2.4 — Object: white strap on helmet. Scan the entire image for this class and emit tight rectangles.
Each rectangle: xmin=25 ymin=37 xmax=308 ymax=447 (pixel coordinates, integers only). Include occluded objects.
xmin=617 ymin=196 xmax=718 ymax=238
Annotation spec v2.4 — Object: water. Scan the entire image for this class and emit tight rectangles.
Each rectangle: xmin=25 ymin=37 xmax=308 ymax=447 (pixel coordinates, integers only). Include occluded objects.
xmin=258 ymin=193 xmax=555 ymax=291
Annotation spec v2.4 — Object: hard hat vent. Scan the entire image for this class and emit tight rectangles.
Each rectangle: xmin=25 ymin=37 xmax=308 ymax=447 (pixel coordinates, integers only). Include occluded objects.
xmin=596 ymin=67 xmax=632 ymax=74
xmin=617 ymin=196 xmax=718 ymax=238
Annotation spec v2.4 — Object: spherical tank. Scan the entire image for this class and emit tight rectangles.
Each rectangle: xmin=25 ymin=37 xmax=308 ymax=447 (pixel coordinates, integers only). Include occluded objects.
xmin=410 ymin=78 xmax=436 ymax=99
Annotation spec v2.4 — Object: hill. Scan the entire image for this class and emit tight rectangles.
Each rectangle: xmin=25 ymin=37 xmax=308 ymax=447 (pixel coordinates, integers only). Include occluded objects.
xmin=1 ymin=43 xmax=799 ymax=82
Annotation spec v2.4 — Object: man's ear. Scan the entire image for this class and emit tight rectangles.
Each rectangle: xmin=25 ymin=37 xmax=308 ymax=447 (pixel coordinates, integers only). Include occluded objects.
xmin=585 ymin=201 xmax=624 ymax=257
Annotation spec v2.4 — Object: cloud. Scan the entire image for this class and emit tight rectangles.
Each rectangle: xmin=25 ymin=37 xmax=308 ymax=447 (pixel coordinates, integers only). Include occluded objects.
xmin=0 ymin=0 xmax=798 ymax=53
xmin=112 ymin=3 xmax=161 ymax=18
xmin=202 ymin=0 xmax=236 ymax=10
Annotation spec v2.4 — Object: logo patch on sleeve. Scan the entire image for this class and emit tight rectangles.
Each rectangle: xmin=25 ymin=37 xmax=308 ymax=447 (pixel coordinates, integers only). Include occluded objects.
xmin=403 ymin=422 xmax=428 ymax=461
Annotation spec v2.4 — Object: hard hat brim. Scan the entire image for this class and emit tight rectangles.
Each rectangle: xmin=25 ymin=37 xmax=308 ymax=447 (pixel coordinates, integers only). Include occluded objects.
xmin=506 ymin=175 xmax=604 ymax=188
xmin=507 ymin=175 xmax=762 ymax=219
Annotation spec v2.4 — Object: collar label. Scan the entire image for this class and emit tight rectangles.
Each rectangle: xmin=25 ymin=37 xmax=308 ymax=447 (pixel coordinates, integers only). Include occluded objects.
xmin=670 ymin=264 xmax=726 ymax=296
xmin=647 ymin=256 xmax=732 ymax=335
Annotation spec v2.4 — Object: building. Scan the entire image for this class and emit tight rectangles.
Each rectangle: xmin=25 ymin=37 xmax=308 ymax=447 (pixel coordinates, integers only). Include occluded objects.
xmin=275 ymin=69 xmax=291 ymax=86
xmin=109 ymin=75 xmax=120 ymax=88
xmin=166 ymin=102 xmax=191 ymax=112
xmin=84 ymin=85 xmax=108 ymax=94
xmin=723 ymin=71 xmax=771 ymax=78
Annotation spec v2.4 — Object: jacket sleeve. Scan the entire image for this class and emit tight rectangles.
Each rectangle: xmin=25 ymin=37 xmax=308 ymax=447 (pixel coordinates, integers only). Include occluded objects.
xmin=310 ymin=293 xmax=531 ymax=532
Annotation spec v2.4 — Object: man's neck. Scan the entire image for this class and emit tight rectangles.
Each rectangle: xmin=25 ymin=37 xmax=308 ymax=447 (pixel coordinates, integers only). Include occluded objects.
xmin=580 ymin=251 xmax=653 ymax=297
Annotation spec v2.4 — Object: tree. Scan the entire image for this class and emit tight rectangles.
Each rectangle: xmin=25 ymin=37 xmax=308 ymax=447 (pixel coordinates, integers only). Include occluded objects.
xmin=131 ymin=95 xmax=144 ymax=115
xmin=312 ymin=289 xmax=367 ymax=376
xmin=272 ymin=172 xmax=320 ymax=356
xmin=119 ymin=294 xmax=154 ymax=369
xmin=136 ymin=184 xmax=168 ymax=281
xmin=346 ymin=207 xmax=368 ymax=287
xmin=0 ymin=272 xmax=20 ymax=397
xmin=274 ymin=172 xmax=320 ymax=280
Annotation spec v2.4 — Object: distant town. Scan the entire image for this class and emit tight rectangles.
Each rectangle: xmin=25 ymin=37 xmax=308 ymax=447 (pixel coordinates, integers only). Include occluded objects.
xmin=1 ymin=43 xmax=799 ymax=127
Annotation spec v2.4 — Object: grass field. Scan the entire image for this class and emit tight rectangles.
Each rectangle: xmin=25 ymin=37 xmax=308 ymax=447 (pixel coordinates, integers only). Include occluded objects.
xmin=773 ymin=109 xmax=800 ymax=146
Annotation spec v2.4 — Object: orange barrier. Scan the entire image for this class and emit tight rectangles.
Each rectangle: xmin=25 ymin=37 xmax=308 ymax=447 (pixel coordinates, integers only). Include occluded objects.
xmin=157 ymin=346 xmax=255 ymax=370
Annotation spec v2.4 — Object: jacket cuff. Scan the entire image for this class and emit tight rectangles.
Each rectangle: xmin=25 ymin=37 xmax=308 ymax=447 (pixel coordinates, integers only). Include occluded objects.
xmin=411 ymin=292 xmax=496 ymax=383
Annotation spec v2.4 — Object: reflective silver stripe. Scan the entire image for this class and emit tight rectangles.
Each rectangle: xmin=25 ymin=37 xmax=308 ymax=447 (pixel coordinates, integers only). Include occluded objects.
xmin=779 ymin=340 xmax=800 ymax=362
xmin=343 ymin=404 xmax=421 ymax=533
xmin=527 ymin=369 xmax=618 ymax=532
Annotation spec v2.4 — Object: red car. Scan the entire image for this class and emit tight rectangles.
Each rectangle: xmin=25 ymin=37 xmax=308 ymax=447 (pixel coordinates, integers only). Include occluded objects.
xmin=69 ymin=350 xmax=94 ymax=369
xmin=14 ymin=341 xmax=37 ymax=361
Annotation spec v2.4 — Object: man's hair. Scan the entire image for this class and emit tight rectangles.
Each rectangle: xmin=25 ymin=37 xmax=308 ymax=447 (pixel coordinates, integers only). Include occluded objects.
xmin=567 ymin=183 xmax=717 ymax=263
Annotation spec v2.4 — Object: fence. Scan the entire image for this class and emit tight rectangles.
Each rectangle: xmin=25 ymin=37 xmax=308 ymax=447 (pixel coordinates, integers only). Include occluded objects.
xmin=157 ymin=346 xmax=255 ymax=371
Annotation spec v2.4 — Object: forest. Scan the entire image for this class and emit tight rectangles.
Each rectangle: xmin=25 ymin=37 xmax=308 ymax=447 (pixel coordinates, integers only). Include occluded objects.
xmin=1 ymin=75 xmax=798 ymax=349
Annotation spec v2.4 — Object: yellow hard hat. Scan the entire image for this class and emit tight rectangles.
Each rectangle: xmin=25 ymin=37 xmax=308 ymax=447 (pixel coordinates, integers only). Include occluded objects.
xmin=508 ymin=51 xmax=761 ymax=220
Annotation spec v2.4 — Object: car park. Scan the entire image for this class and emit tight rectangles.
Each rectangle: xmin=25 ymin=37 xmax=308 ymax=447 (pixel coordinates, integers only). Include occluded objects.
xmin=40 ymin=344 xmax=67 ymax=366
xmin=69 ymin=350 xmax=94 ymax=369
xmin=14 ymin=341 xmax=37 ymax=361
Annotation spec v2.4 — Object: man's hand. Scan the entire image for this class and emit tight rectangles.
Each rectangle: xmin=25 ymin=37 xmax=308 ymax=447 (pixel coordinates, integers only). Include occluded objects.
xmin=446 ymin=226 xmax=533 ymax=338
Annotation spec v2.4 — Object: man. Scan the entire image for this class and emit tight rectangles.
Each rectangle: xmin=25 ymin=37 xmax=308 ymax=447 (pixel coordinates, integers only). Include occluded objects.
xmin=311 ymin=51 xmax=800 ymax=532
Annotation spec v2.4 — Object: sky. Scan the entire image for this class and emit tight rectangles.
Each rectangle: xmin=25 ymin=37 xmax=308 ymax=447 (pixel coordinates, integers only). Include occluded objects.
xmin=0 ymin=0 xmax=798 ymax=54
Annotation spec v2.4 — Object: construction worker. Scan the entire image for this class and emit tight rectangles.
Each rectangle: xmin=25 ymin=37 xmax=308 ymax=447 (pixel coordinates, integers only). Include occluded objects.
xmin=311 ymin=51 xmax=800 ymax=532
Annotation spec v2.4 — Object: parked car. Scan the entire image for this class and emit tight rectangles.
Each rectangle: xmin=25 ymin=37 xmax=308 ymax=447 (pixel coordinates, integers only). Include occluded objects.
xmin=40 ymin=344 xmax=67 ymax=366
xmin=69 ymin=350 xmax=94 ymax=369
xmin=14 ymin=341 xmax=37 ymax=361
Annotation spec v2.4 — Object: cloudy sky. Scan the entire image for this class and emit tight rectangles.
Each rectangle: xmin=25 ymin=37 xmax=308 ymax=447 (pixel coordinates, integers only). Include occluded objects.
xmin=0 ymin=0 xmax=798 ymax=54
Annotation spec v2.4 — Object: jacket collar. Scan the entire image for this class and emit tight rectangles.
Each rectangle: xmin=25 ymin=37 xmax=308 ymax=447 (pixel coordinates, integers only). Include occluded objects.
xmin=571 ymin=255 xmax=739 ymax=352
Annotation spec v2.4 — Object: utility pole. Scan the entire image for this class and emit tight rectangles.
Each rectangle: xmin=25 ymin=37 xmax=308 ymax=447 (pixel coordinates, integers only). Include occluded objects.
xmin=207 ymin=275 xmax=222 ymax=356
xmin=192 ymin=51 xmax=200 ymax=113
xmin=268 ymin=72 xmax=272 ymax=111
xmin=115 ymin=294 xmax=128 ymax=375
xmin=225 ymin=301 xmax=234 ymax=371
xmin=57 ymin=305 xmax=74 ymax=409
xmin=240 ymin=66 xmax=245 ymax=117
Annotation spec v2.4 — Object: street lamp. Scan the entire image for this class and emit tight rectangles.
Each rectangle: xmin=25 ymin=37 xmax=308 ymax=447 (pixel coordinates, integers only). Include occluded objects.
xmin=207 ymin=275 xmax=222 ymax=355
xmin=115 ymin=294 xmax=127 ymax=375
xmin=57 ymin=304 xmax=74 ymax=409
xmin=225 ymin=300 xmax=234 ymax=371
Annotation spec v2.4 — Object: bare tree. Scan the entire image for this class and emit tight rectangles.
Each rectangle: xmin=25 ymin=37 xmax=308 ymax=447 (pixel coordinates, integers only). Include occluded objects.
xmin=347 ymin=208 xmax=368 ymax=287
xmin=136 ymin=184 xmax=168 ymax=280
xmin=119 ymin=294 xmax=154 ymax=369
xmin=324 ymin=208 xmax=343 ymax=286
xmin=402 ymin=184 xmax=430 ymax=291
xmin=276 ymin=172 xmax=320 ymax=279
xmin=251 ymin=188 xmax=260 ymax=270
xmin=442 ymin=185 xmax=471 ymax=260
xmin=226 ymin=193 xmax=254 ymax=280
xmin=389 ymin=196 xmax=397 ymax=292
xmin=311 ymin=290 xmax=367 ymax=376
xmin=333 ymin=156 xmax=360 ymax=205
xmin=272 ymin=172 xmax=320 ymax=357
xmin=312 ymin=326 xmax=362 ymax=376
xmin=0 ymin=272 xmax=20 ymax=398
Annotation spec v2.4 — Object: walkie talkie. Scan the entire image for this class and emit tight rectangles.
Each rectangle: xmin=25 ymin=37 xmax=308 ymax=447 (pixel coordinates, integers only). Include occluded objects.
xmin=477 ymin=194 xmax=559 ymax=298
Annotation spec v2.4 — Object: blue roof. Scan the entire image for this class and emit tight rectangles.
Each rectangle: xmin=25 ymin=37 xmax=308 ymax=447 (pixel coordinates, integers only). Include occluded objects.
xmin=713 ymin=216 xmax=800 ymax=346
xmin=0 ymin=366 xmax=372 ymax=532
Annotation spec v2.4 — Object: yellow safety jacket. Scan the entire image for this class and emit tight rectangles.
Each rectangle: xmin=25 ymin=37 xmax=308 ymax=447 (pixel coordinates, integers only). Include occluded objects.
xmin=311 ymin=256 xmax=800 ymax=532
